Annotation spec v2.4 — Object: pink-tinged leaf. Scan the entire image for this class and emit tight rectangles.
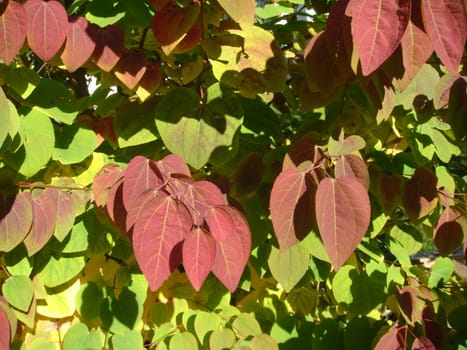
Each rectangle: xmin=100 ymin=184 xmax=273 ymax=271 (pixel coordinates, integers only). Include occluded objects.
xmin=315 ymin=177 xmax=371 ymax=270
xmin=335 ymin=154 xmax=370 ymax=190
xmin=93 ymin=164 xmax=123 ymax=207
xmin=0 ymin=305 xmax=10 ymax=350
xmin=282 ymin=132 xmax=319 ymax=171
xmin=421 ymin=0 xmax=466 ymax=74
xmin=23 ymin=192 xmax=56 ymax=256
xmin=122 ymin=156 xmax=164 ymax=211
xmin=270 ymin=168 xmax=316 ymax=250
xmin=91 ymin=24 xmax=124 ymax=72
xmin=400 ymin=1 xmax=433 ymax=83
xmin=106 ymin=178 xmax=127 ymax=233
xmin=351 ymin=0 xmax=411 ymax=75
xmin=133 ymin=196 xmax=192 ymax=291
xmin=402 ymin=167 xmax=438 ymax=222
xmin=60 ymin=17 xmax=96 ymax=72
xmin=0 ymin=193 xmax=33 ymax=252
xmin=412 ymin=336 xmax=435 ymax=350
xmin=24 ymin=0 xmax=68 ymax=61
xmin=183 ymin=227 xmax=216 ymax=291
xmin=42 ymin=188 xmax=75 ymax=241
xmin=126 ymin=189 xmax=168 ymax=230
xmin=137 ymin=61 xmax=162 ymax=96
xmin=212 ymin=207 xmax=251 ymax=292
xmin=114 ymin=49 xmax=147 ymax=90
xmin=157 ymin=153 xmax=191 ymax=178
xmin=328 ymin=133 xmax=366 ymax=156
xmin=434 ymin=206 xmax=465 ymax=256
xmin=206 ymin=206 xmax=235 ymax=241
xmin=374 ymin=324 xmax=407 ymax=350
xmin=0 ymin=1 xmax=27 ymax=64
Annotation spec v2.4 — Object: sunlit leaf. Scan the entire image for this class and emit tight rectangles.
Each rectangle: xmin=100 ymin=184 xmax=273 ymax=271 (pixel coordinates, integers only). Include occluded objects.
xmin=53 ymin=124 xmax=97 ymax=165
xmin=2 ymin=275 xmax=33 ymax=312
xmin=0 ymin=87 xmax=20 ymax=147
xmin=0 ymin=305 xmax=10 ymax=349
xmin=169 ymin=332 xmax=198 ymax=350
xmin=428 ymin=257 xmax=454 ymax=288
xmin=216 ymin=0 xmax=255 ymax=24
xmin=91 ymin=24 xmax=124 ymax=72
xmin=209 ymin=329 xmax=236 ymax=350
xmin=0 ymin=1 xmax=27 ymax=64
xmin=114 ymin=49 xmax=147 ymax=90
xmin=232 ymin=313 xmax=262 ymax=338
xmin=206 ymin=206 xmax=235 ymax=241
xmin=0 ymin=193 xmax=33 ymax=252
xmin=61 ymin=17 xmax=96 ymax=72
xmin=335 ymin=154 xmax=369 ymax=190
xmin=374 ymin=324 xmax=406 ymax=350
xmin=92 ymin=164 xmax=123 ymax=207
xmin=111 ymin=330 xmax=144 ymax=350
xmin=62 ymin=323 xmax=104 ymax=350
xmin=157 ymin=153 xmax=191 ymax=178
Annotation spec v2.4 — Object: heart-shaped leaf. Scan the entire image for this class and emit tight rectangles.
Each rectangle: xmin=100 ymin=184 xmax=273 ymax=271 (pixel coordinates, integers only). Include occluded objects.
xmin=0 ymin=1 xmax=27 ymax=64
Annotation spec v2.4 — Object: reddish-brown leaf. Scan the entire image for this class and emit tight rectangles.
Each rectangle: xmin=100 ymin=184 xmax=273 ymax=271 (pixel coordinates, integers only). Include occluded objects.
xmin=138 ymin=61 xmax=162 ymax=95
xmin=157 ymin=153 xmax=191 ymax=178
xmin=378 ymin=172 xmax=404 ymax=214
xmin=106 ymin=178 xmax=127 ymax=233
xmin=60 ymin=17 xmax=96 ymax=72
xmin=421 ymin=0 xmax=466 ymax=74
xmin=0 ymin=305 xmax=9 ymax=350
xmin=350 ymin=0 xmax=410 ymax=75
xmin=212 ymin=207 xmax=251 ymax=292
xmin=0 ymin=1 xmax=27 ymax=64
xmin=183 ymin=226 xmax=216 ymax=291
xmin=412 ymin=336 xmax=435 ymax=350
xmin=114 ymin=49 xmax=147 ymax=90
xmin=93 ymin=164 xmax=124 ymax=207
xmin=91 ymin=24 xmax=124 ymax=72
xmin=23 ymin=192 xmax=56 ymax=256
xmin=122 ymin=156 xmax=164 ymax=211
xmin=24 ymin=0 xmax=68 ymax=61
xmin=335 ymin=154 xmax=370 ymax=190
xmin=42 ymin=188 xmax=75 ymax=241
xmin=206 ymin=206 xmax=235 ymax=241
xmin=434 ymin=206 xmax=465 ymax=256
xmin=402 ymin=167 xmax=438 ymax=222
xmin=173 ymin=23 xmax=201 ymax=54
xmin=315 ymin=177 xmax=371 ymax=270
xmin=374 ymin=324 xmax=407 ymax=350
xmin=0 ymin=193 xmax=33 ymax=252
xmin=148 ymin=0 xmax=170 ymax=11
xmin=133 ymin=196 xmax=192 ymax=291
xmin=282 ymin=132 xmax=320 ymax=171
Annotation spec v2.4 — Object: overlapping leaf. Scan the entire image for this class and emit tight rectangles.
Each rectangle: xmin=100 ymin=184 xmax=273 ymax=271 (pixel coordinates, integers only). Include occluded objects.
xmin=335 ymin=154 xmax=369 ymax=190
xmin=114 ymin=49 xmax=147 ymax=90
xmin=0 ymin=1 xmax=27 ymax=64
xmin=402 ymin=167 xmax=438 ymax=221
xmin=206 ymin=206 xmax=235 ymax=241
xmin=24 ymin=0 xmax=68 ymax=61
xmin=434 ymin=206 xmax=465 ymax=256
xmin=91 ymin=24 xmax=124 ymax=71
xmin=61 ymin=17 xmax=96 ymax=72
xmin=315 ymin=177 xmax=371 ymax=270
xmin=93 ymin=164 xmax=124 ymax=207
xmin=0 ymin=193 xmax=33 ymax=252
xmin=157 ymin=154 xmax=191 ymax=178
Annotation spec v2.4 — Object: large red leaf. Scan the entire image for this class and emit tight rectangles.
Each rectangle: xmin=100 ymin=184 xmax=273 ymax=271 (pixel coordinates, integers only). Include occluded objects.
xmin=0 ymin=1 xmax=27 ymax=64
xmin=212 ymin=207 xmax=251 ymax=292
xmin=126 ymin=189 xmax=168 ymax=230
xmin=412 ymin=337 xmax=435 ymax=350
xmin=60 ymin=17 xmax=96 ymax=72
xmin=374 ymin=324 xmax=407 ymax=350
xmin=270 ymin=168 xmax=315 ymax=250
xmin=133 ymin=196 xmax=192 ymax=291
xmin=206 ymin=205 xmax=235 ymax=241
xmin=315 ymin=177 xmax=371 ymax=270
xmin=183 ymin=227 xmax=216 ymax=291
xmin=42 ymin=188 xmax=75 ymax=241
xmin=0 ymin=305 xmax=9 ymax=350
xmin=335 ymin=154 xmax=370 ymax=190
xmin=23 ymin=192 xmax=56 ymax=256
xmin=157 ymin=154 xmax=191 ymax=178
xmin=421 ymin=0 xmax=466 ymax=74
xmin=434 ymin=206 xmax=465 ymax=256
xmin=0 ymin=193 xmax=33 ymax=252
xmin=91 ymin=24 xmax=124 ymax=72
xmin=24 ymin=0 xmax=68 ymax=61
xmin=402 ymin=167 xmax=438 ymax=222
xmin=114 ymin=49 xmax=147 ymax=90
xmin=350 ymin=0 xmax=410 ymax=75
xmin=122 ymin=156 xmax=164 ymax=211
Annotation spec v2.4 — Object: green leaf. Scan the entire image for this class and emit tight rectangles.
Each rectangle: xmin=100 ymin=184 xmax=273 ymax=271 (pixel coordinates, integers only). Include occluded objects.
xmin=75 ymin=282 xmax=104 ymax=321
xmin=209 ymin=329 xmax=236 ymax=350
xmin=62 ymin=218 xmax=89 ymax=253
xmin=256 ymin=3 xmax=294 ymax=19
xmin=343 ymin=316 xmax=372 ymax=350
xmin=428 ymin=257 xmax=455 ymax=288
xmin=388 ymin=225 xmax=423 ymax=267
xmin=112 ymin=330 xmax=145 ymax=350
xmin=251 ymin=333 xmax=279 ymax=350
xmin=37 ymin=278 xmax=81 ymax=319
xmin=233 ymin=313 xmax=262 ymax=338
xmin=85 ymin=0 xmax=125 ymax=26
xmin=194 ymin=311 xmax=222 ymax=345
xmin=37 ymin=255 xmax=85 ymax=288
xmin=4 ymin=66 xmax=41 ymax=99
xmin=2 ymin=275 xmax=33 ymax=312
xmin=169 ymin=332 xmax=198 ymax=350
xmin=53 ymin=124 xmax=97 ymax=165
xmin=268 ymin=242 xmax=310 ymax=292
xmin=63 ymin=323 xmax=104 ymax=350
xmin=0 ymin=87 xmax=20 ymax=146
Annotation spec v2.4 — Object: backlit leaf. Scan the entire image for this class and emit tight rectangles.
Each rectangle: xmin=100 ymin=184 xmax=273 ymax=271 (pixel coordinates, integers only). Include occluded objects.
xmin=61 ymin=17 xmax=96 ymax=72
xmin=133 ymin=196 xmax=192 ymax=291
xmin=232 ymin=313 xmax=262 ymax=338
xmin=183 ymin=227 xmax=216 ymax=291
xmin=53 ymin=124 xmax=97 ymax=165
xmin=0 ymin=1 xmax=27 ymax=64
xmin=24 ymin=0 xmax=68 ymax=61
xmin=38 ymin=255 xmax=85 ymax=288
xmin=91 ymin=24 xmax=124 ymax=72
xmin=428 ymin=257 xmax=454 ymax=288
xmin=114 ymin=49 xmax=147 ymax=90
xmin=402 ymin=167 xmax=438 ymax=221
xmin=157 ymin=153 xmax=191 ymax=178
xmin=315 ymin=177 xmax=371 ymax=270
xmin=0 ymin=193 xmax=33 ymax=252
xmin=434 ymin=206 xmax=465 ymax=256
xmin=2 ymin=275 xmax=33 ymax=312
xmin=194 ymin=311 xmax=222 ymax=345
xmin=92 ymin=164 xmax=123 ymax=207
xmin=209 ymin=329 xmax=236 ymax=350
xmin=111 ymin=330 xmax=144 ymax=350
xmin=328 ymin=134 xmax=365 ymax=156
xmin=0 ymin=87 xmax=20 ymax=147
xmin=206 ymin=206 xmax=235 ymax=241
xmin=374 ymin=324 xmax=406 ymax=350
xmin=216 ymin=0 xmax=255 ymax=24
xmin=42 ymin=188 xmax=75 ymax=241
xmin=335 ymin=154 xmax=369 ymax=190
xmin=350 ymin=0 xmax=410 ymax=75
xmin=421 ymin=0 xmax=466 ymax=74
xmin=251 ymin=334 xmax=279 ymax=350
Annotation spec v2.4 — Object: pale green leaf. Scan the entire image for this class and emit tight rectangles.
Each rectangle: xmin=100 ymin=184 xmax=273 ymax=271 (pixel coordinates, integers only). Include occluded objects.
xmin=428 ymin=257 xmax=455 ymax=288
xmin=37 ymin=255 xmax=85 ymax=288
xmin=53 ymin=125 xmax=97 ymax=165
xmin=209 ymin=329 xmax=236 ymax=350
xmin=251 ymin=333 xmax=279 ymax=350
xmin=169 ymin=332 xmax=198 ymax=350
xmin=233 ymin=313 xmax=262 ymax=338
xmin=112 ymin=330 xmax=145 ymax=350
xmin=2 ymin=275 xmax=33 ymax=312
xmin=63 ymin=323 xmax=104 ymax=350
xmin=194 ymin=311 xmax=222 ymax=344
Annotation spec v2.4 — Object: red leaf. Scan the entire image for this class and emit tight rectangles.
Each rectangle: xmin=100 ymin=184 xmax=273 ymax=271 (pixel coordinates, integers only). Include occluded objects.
xmin=412 ymin=336 xmax=435 ymax=350
xmin=157 ymin=153 xmax=191 ymax=178
xmin=126 ymin=189 xmax=168 ymax=230
xmin=42 ymin=188 xmax=75 ymax=241
xmin=270 ymin=168 xmax=315 ymax=250
xmin=350 ymin=0 xmax=410 ymax=75
xmin=206 ymin=206 xmax=235 ymax=241
xmin=0 ymin=305 xmax=10 ymax=350
xmin=315 ymin=177 xmax=371 ymax=270
xmin=434 ymin=206 xmax=465 ymax=256
xmin=212 ymin=207 xmax=251 ymax=292
xmin=183 ymin=226 xmax=216 ymax=291
xmin=91 ymin=24 xmax=124 ymax=72
xmin=133 ymin=196 xmax=192 ymax=291
xmin=0 ymin=1 xmax=27 ymax=64
xmin=122 ymin=156 xmax=164 ymax=211
xmin=173 ymin=23 xmax=201 ymax=54
xmin=421 ymin=0 xmax=466 ymax=74
xmin=60 ymin=17 xmax=96 ymax=72
xmin=374 ymin=324 xmax=407 ymax=350
xmin=282 ymin=132 xmax=319 ymax=171
xmin=106 ymin=178 xmax=127 ymax=232
xmin=24 ymin=0 xmax=68 ymax=61
xmin=335 ymin=154 xmax=370 ymax=190
xmin=138 ymin=61 xmax=162 ymax=95
xmin=0 ymin=193 xmax=33 ymax=252
xmin=92 ymin=164 xmax=123 ymax=207
xmin=114 ymin=49 xmax=147 ymax=90
xmin=23 ymin=192 xmax=56 ymax=256
xmin=402 ymin=167 xmax=438 ymax=222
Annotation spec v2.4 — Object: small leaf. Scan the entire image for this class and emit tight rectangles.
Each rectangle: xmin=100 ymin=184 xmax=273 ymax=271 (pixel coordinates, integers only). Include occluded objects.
xmin=91 ymin=24 xmax=125 ymax=72
xmin=232 ymin=313 xmax=262 ymax=338
xmin=2 ymin=275 xmax=33 ymax=312
xmin=0 ymin=193 xmax=33 ymax=253
xmin=209 ymin=329 xmax=236 ymax=350
xmin=335 ymin=154 xmax=369 ymax=190
xmin=114 ymin=49 xmax=147 ymax=90
xmin=111 ymin=330 xmax=145 ymax=350
xmin=315 ymin=177 xmax=371 ymax=270
xmin=61 ymin=17 xmax=96 ymax=72
xmin=183 ymin=227 xmax=216 ymax=291
xmin=63 ymin=323 xmax=104 ymax=350
xmin=24 ymin=0 xmax=68 ymax=61
xmin=0 ymin=1 xmax=27 ymax=64
xmin=402 ymin=167 xmax=438 ymax=221
xmin=43 ymin=188 xmax=76 ymax=241
xmin=194 ymin=311 xmax=222 ymax=345
xmin=328 ymin=134 xmax=365 ymax=156
xmin=169 ymin=332 xmax=198 ymax=350
xmin=434 ymin=206 xmax=465 ymax=256
xmin=428 ymin=257 xmax=455 ymax=288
